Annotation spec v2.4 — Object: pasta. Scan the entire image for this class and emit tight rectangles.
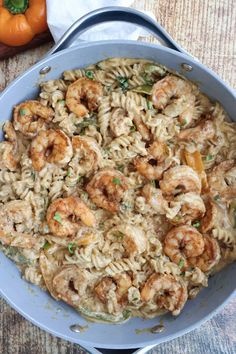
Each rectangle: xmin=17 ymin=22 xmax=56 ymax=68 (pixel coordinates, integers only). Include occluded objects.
xmin=0 ymin=57 xmax=236 ymax=323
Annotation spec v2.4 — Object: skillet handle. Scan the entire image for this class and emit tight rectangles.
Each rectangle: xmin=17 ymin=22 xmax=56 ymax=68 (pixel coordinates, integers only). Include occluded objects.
xmin=46 ymin=6 xmax=191 ymax=57
xmin=83 ymin=345 xmax=156 ymax=354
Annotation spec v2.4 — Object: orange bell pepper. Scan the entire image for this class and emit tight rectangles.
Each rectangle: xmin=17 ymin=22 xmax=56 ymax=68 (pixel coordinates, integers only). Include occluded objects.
xmin=184 ymin=149 xmax=208 ymax=190
xmin=0 ymin=0 xmax=47 ymax=46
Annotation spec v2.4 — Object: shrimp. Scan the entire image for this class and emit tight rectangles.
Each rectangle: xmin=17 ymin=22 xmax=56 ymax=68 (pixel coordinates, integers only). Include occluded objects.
xmin=0 ymin=122 xmax=20 ymax=171
xmin=114 ymin=224 xmax=147 ymax=256
xmin=13 ymin=100 xmax=54 ymax=137
xmin=142 ymin=184 xmax=168 ymax=214
xmin=133 ymin=113 xmax=151 ymax=141
xmin=30 ymin=129 xmax=73 ymax=171
xmin=66 ymin=78 xmax=103 ymax=117
xmin=86 ymin=169 xmax=129 ymax=213
xmin=178 ymin=119 xmax=215 ymax=143
xmin=207 ymin=160 xmax=236 ymax=201
xmin=134 ymin=141 xmax=173 ymax=180
xmin=167 ymin=192 xmax=206 ymax=225
xmin=0 ymin=200 xmax=35 ymax=248
xmin=152 ymin=75 xmax=192 ymax=109
xmin=164 ymin=225 xmax=205 ymax=270
xmin=71 ymin=136 xmax=102 ymax=176
xmin=141 ymin=273 xmax=188 ymax=316
xmin=110 ymin=108 xmax=133 ymax=137
xmin=94 ymin=273 xmax=132 ymax=306
xmin=160 ymin=165 xmax=201 ymax=196
xmin=164 ymin=225 xmax=220 ymax=272
xmin=189 ymin=235 xmax=220 ymax=272
xmin=46 ymin=196 xmax=96 ymax=237
xmin=52 ymin=265 xmax=89 ymax=307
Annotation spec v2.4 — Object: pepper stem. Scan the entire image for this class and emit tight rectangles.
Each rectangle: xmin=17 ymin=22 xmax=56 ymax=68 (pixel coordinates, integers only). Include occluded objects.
xmin=4 ymin=0 xmax=29 ymax=14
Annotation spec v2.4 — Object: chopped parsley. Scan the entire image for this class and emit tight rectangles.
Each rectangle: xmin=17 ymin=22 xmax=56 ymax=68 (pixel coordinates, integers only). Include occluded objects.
xmin=205 ymin=154 xmax=213 ymax=161
xmin=147 ymin=100 xmax=153 ymax=110
xmin=20 ymin=108 xmax=27 ymax=116
xmin=122 ymin=309 xmax=131 ymax=319
xmin=68 ymin=242 xmax=76 ymax=255
xmin=53 ymin=212 xmax=63 ymax=224
xmin=112 ymin=177 xmax=121 ymax=185
xmin=113 ymin=231 xmax=125 ymax=240
xmin=178 ymin=259 xmax=185 ymax=269
xmin=193 ymin=221 xmax=201 ymax=229
xmin=180 ymin=118 xmax=187 ymax=126
xmin=117 ymin=165 xmax=124 ymax=172
xmin=117 ymin=76 xmax=129 ymax=91
xmin=150 ymin=180 xmax=156 ymax=187
xmin=214 ymin=195 xmax=220 ymax=201
xmin=85 ymin=71 xmax=94 ymax=79
xmin=31 ymin=171 xmax=36 ymax=181
xmin=59 ymin=100 xmax=65 ymax=104
xmin=130 ymin=125 xmax=136 ymax=132
xmin=76 ymin=116 xmax=97 ymax=129
xmin=43 ymin=241 xmax=51 ymax=250
xmin=66 ymin=169 xmax=72 ymax=177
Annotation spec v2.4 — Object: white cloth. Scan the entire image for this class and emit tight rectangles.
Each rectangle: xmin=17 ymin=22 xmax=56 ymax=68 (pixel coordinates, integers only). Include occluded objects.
xmin=46 ymin=0 xmax=155 ymax=44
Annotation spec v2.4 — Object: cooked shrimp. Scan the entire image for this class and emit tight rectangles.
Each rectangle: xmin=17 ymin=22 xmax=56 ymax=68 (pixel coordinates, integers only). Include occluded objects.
xmin=47 ymin=196 xmax=96 ymax=237
xmin=66 ymin=78 xmax=103 ymax=117
xmin=13 ymin=100 xmax=54 ymax=137
xmin=52 ymin=265 xmax=89 ymax=306
xmin=71 ymin=136 xmax=102 ymax=176
xmin=30 ymin=129 xmax=73 ymax=171
xmin=114 ymin=224 xmax=147 ymax=256
xmin=0 ymin=122 xmax=20 ymax=171
xmin=86 ymin=169 xmax=129 ymax=213
xmin=152 ymin=75 xmax=192 ymax=109
xmin=167 ymin=192 xmax=206 ymax=225
xmin=110 ymin=108 xmax=133 ymax=137
xmin=142 ymin=184 xmax=168 ymax=214
xmin=141 ymin=273 xmax=188 ymax=315
xmin=207 ymin=160 xmax=236 ymax=201
xmin=133 ymin=113 xmax=151 ymax=141
xmin=94 ymin=273 xmax=132 ymax=306
xmin=160 ymin=165 xmax=201 ymax=196
xmin=189 ymin=235 xmax=220 ymax=272
xmin=134 ymin=141 xmax=172 ymax=180
xmin=178 ymin=119 xmax=215 ymax=143
xmin=164 ymin=225 xmax=205 ymax=270
xmin=0 ymin=200 xmax=34 ymax=248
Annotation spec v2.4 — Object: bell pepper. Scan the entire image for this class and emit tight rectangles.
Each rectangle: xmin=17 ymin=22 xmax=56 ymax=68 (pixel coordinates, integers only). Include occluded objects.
xmin=184 ymin=149 xmax=208 ymax=190
xmin=0 ymin=0 xmax=47 ymax=46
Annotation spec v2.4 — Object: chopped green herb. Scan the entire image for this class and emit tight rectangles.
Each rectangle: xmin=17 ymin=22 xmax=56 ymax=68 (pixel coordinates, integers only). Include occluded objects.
xmin=132 ymin=297 xmax=139 ymax=301
xmin=174 ymin=215 xmax=182 ymax=221
xmin=43 ymin=241 xmax=51 ymax=250
xmin=178 ymin=259 xmax=185 ymax=269
xmin=214 ymin=195 xmax=220 ymax=201
xmin=117 ymin=76 xmax=129 ymax=91
xmin=132 ymin=84 xmax=153 ymax=95
xmin=20 ymin=108 xmax=27 ymax=116
xmin=150 ymin=180 xmax=156 ymax=187
xmin=76 ymin=116 xmax=97 ymax=129
xmin=66 ymin=169 xmax=72 ymax=177
xmin=113 ymin=231 xmax=125 ymax=240
xmin=59 ymin=100 xmax=65 ymax=104
xmin=53 ymin=212 xmax=63 ymax=224
xmin=117 ymin=165 xmax=124 ymax=172
xmin=193 ymin=221 xmax=201 ymax=229
xmin=130 ymin=125 xmax=136 ymax=132
xmin=85 ymin=71 xmax=94 ymax=79
xmin=31 ymin=171 xmax=36 ymax=181
xmin=122 ymin=309 xmax=131 ymax=319
xmin=120 ymin=202 xmax=132 ymax=211
xmin=205 ymin=154 xmax=213 ymax=161
xmin=147 ymin=100 xmax=153 ymax=110
xmin=68 ymin=242 xmax=76 ymax=255
xmin=112 ymin=177 xmax=121 ymax=185
xmin=181 ymin=118 xmax=187 ymax=126
xmin=144 ymin=64 xmax=164 ymax=74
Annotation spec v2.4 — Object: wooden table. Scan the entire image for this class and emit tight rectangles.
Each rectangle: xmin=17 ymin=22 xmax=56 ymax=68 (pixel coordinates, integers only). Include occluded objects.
xmin=0 ymin=0 xmax=236 ymax=353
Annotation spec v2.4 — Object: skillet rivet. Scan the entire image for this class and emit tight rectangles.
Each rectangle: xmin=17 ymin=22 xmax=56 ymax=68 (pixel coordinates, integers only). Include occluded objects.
xmin=39 ymin=66 xmax=51 ymax=75
xmin=181 ymin=63 xmax=193 ymax=72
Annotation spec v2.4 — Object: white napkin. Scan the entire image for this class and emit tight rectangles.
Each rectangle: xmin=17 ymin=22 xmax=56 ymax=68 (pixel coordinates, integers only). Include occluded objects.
xmin=46 ymin=0 xmax=155 ymax=44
